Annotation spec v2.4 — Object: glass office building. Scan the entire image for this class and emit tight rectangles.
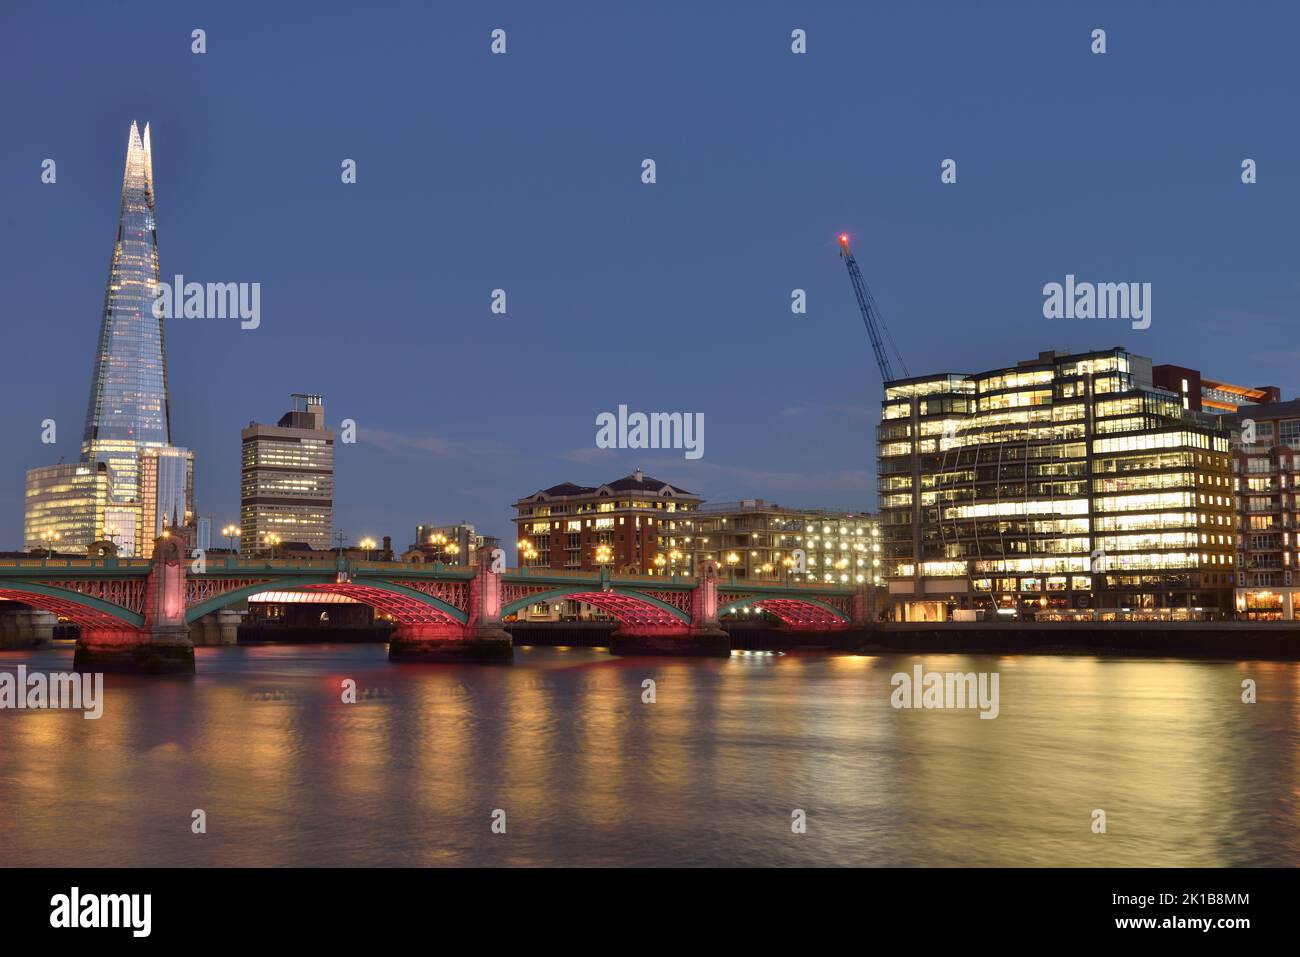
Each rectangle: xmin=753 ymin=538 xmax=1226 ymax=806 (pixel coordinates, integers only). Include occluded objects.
xmin=879 ymin=348 xmax=1234 ymax=622
xmin=81 ymin=120 xmax=172 ymax=503
xmin=23 ymin=463 xmax=114 ymax=554
xmin=241 ymin=395 xmax=335 ymax=553
xmin=137 ymin=446 xmax=195 ymax=558
xmin=24 ymin=122 xmax=180 ymax=556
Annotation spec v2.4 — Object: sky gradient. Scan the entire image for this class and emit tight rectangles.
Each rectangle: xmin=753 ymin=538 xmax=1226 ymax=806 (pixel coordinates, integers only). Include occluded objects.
xmin=2 ymin=0 xmax=1297 ymax=549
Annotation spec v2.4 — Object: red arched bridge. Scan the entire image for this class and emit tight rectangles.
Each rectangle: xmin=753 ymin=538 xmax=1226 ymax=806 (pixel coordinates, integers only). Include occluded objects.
xmin=0 ymin=541 xmax=870 ymax=672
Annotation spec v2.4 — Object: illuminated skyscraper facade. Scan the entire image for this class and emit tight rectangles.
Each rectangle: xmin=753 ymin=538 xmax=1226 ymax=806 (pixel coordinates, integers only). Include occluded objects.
xmin=24 ymin=121 xmax=187 ymax=556
xmin=82 ymin=120 xmax=172 ymax=503
xmin=241 ymin=395 xmax=334 ymax=553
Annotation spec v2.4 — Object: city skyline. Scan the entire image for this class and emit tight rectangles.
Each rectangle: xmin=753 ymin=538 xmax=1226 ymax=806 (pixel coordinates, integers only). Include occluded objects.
xmin=3 ymin=4 xmax=1296 ymax=552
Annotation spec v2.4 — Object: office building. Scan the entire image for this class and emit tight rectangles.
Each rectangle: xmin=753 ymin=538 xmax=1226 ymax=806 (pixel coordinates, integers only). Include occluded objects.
xmin=879 ymin=348 xmax=1234 ymax=622
xmin=24 ymin=121 xmax=182 ymax=556
xmin=1152 ymin=365 xmax=1279 ymax=415
xmin=240 ymin=394 xmax=334 ymax=553
xmin=137 ymin=446 xmax=195 ymax=557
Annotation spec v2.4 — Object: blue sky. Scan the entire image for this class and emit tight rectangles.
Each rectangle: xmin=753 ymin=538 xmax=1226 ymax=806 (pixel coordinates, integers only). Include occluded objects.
xmin=2 ymin=0 xmax=1297 ymax=548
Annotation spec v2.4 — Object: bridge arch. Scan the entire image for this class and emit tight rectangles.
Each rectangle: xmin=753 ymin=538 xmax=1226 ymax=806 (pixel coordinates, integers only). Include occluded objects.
xmin=718 ymin=594 xmax=850 ymax=627
xmin=501 ymin=587 xmax=691 ymax=627
xmin=0 ymin=585 xmax=145 ymax=629
xmin=185 ymin=576 xmax=468 ymax=625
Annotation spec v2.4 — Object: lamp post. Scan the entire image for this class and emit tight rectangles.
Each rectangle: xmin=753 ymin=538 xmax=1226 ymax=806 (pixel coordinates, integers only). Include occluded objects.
xmin=725 ymin=551 xmax=739 ymax=583
xmin=653 ymin=553 xmax=667 ymax=576
xmin=222 ymin=524 xmax=241 ymax=554
xmin=262 ymin=532 xmax=281 ymax=559
xmin=429 ymin=532 xmax=448 ymax=563
xmin=359 ymin=537 xmax=377 ymax=561
xmin=40 ymin=530 xmax=61 ymax=559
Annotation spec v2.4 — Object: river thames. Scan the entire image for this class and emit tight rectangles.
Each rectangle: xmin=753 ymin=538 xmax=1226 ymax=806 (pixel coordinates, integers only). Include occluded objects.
xmin=1 ymin=643 xmax=1297 ymax=867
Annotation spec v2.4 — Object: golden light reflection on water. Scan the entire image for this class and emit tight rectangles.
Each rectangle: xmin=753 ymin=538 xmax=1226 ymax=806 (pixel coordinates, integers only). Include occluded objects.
xmin=1 ymin=643 xmax=1297 ymax=866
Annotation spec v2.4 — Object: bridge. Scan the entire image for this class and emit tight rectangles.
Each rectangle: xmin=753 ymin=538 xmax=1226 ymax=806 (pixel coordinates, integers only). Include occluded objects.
xmin=0 ymin=534 xmax=870 ymax=672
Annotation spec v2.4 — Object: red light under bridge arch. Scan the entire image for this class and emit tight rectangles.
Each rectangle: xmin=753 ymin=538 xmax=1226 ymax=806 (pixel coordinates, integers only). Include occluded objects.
xmin=0 ymin=587 xmax=143 ymax=629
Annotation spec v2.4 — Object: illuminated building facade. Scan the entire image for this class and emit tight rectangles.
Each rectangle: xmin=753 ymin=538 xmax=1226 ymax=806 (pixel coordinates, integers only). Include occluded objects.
xmin=24 ymin=121 xmax=180 ymax=556
xmin=670 ymin=500 xmax=881 ymax=585
xmin=513 ymin=470 xmax=701 ymax=573
xmin=137 ymin=446 xmax=195 ymax=558
xmin=23 ymin=463 xmax=114 ymax=553
xmin=240 ymin=394 xmax=334 ymax=553
xmin=82 ymin=120 xmax=172 ymax=505
xmin=411 ymin=523 xmax=494 ymax=566
xmin=879 ymin=348 xmax=1234 ymax=622
xmin=1152 ymin=364 xmax=1279 ymax=415
xmin=1223 ymin=399 xmax=1300 ymax=619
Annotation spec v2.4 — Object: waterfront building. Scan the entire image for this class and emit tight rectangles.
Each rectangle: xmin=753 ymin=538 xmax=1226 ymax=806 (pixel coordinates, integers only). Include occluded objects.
xmin=1152 ymin=365 xmax=1279 ymax=415
xmin=240 ymin=394 xmax=334 ymax=554
xmin=670 ymin=500 xmax=881 ymax=585
xmin=24 ymin=121 xmax=182 ymax=556
xmin=1222 ymin=399 xmax=1300 ymax=619
xmin=879 ymin=348 xmax=1234 ymax=622
xmin=513 ymin=469 xmax=702 ymax=573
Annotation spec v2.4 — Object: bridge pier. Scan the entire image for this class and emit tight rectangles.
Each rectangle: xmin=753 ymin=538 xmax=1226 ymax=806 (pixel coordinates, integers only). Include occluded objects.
xmin=0 ymin=608 xmax=57 ymax=649
xmin=388 ymin=550 xmax=513 ymax=664
xmin=608 ymin=625 xmax=730 ymax=657
xmin=190 ymin=609 xmax=241 ymax=646
xmin=74 ymin=532 xmax=194 ymax=675
xmin=609 ymin=560 xmax=730 ymax=657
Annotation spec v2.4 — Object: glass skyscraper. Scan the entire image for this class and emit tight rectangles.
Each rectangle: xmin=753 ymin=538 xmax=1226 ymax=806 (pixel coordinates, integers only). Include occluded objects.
xmin=24 ymin=121 xmax=191 ymax=557
xmin=81 ymin=120 xmax=172 ymax=502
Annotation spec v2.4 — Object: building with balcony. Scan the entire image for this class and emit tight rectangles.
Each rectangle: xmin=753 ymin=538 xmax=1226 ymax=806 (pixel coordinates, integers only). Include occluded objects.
xmin=512 ymin=469 xmax=701 ymax=573
xmin=669 ymin=500 xmax=881 ymax=585
xmin=879 ymin=348 xmax=1235 ymax=622
xmin=1222 ymin=399 xmax=1300 ymax=619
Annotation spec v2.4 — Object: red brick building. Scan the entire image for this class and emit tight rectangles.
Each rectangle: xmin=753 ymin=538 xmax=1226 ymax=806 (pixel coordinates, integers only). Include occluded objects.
xmin=512 ymin=469 xmax=702 ymax=574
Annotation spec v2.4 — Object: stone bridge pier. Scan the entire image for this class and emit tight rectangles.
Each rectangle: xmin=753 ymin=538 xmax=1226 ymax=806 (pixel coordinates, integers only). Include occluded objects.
xmin=388 ymin=549 xmax=513 ymax=663
xmin=74 ymin=533 xmax=194 ymax=675
xmin=608 ymin=561 xmax=730 ymax=657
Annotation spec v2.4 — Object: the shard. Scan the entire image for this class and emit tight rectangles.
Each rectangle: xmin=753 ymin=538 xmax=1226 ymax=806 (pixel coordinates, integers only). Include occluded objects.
xmin=81 ymin=120 xmax=173 ymax=503
xmin=24 ymin=122 xmax=189 ymax=557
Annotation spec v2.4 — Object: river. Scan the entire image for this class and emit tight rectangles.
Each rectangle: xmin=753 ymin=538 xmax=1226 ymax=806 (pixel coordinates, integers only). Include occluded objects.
xmin=1 ymin=642 xmax=1296 ymax=866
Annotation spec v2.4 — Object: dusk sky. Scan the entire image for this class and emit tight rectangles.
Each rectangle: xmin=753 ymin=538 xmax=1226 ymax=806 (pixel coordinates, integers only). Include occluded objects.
xmin=2 ymin=1 xmax=1297 ymax=549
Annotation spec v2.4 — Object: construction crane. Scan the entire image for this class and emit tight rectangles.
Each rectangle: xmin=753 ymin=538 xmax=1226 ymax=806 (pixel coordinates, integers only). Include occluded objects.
xmin=837 ymin=233 xmax=908 ymax=382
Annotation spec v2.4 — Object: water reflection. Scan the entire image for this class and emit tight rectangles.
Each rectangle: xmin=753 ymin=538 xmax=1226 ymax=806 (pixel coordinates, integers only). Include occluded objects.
xmin=0 ymin=643 xmax=1296 ymax=866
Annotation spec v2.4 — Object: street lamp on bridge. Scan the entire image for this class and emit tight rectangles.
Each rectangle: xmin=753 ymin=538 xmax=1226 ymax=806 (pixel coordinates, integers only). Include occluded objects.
xmin=262 ymin=532 xmax=281 ymax=558
xmin=359 ymin=537 xmax=377 ymax=561
xmin=39 ymin=530 xmax=61 ymax=559
xmin=222 ymin=524 xmax=241 ymax=553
